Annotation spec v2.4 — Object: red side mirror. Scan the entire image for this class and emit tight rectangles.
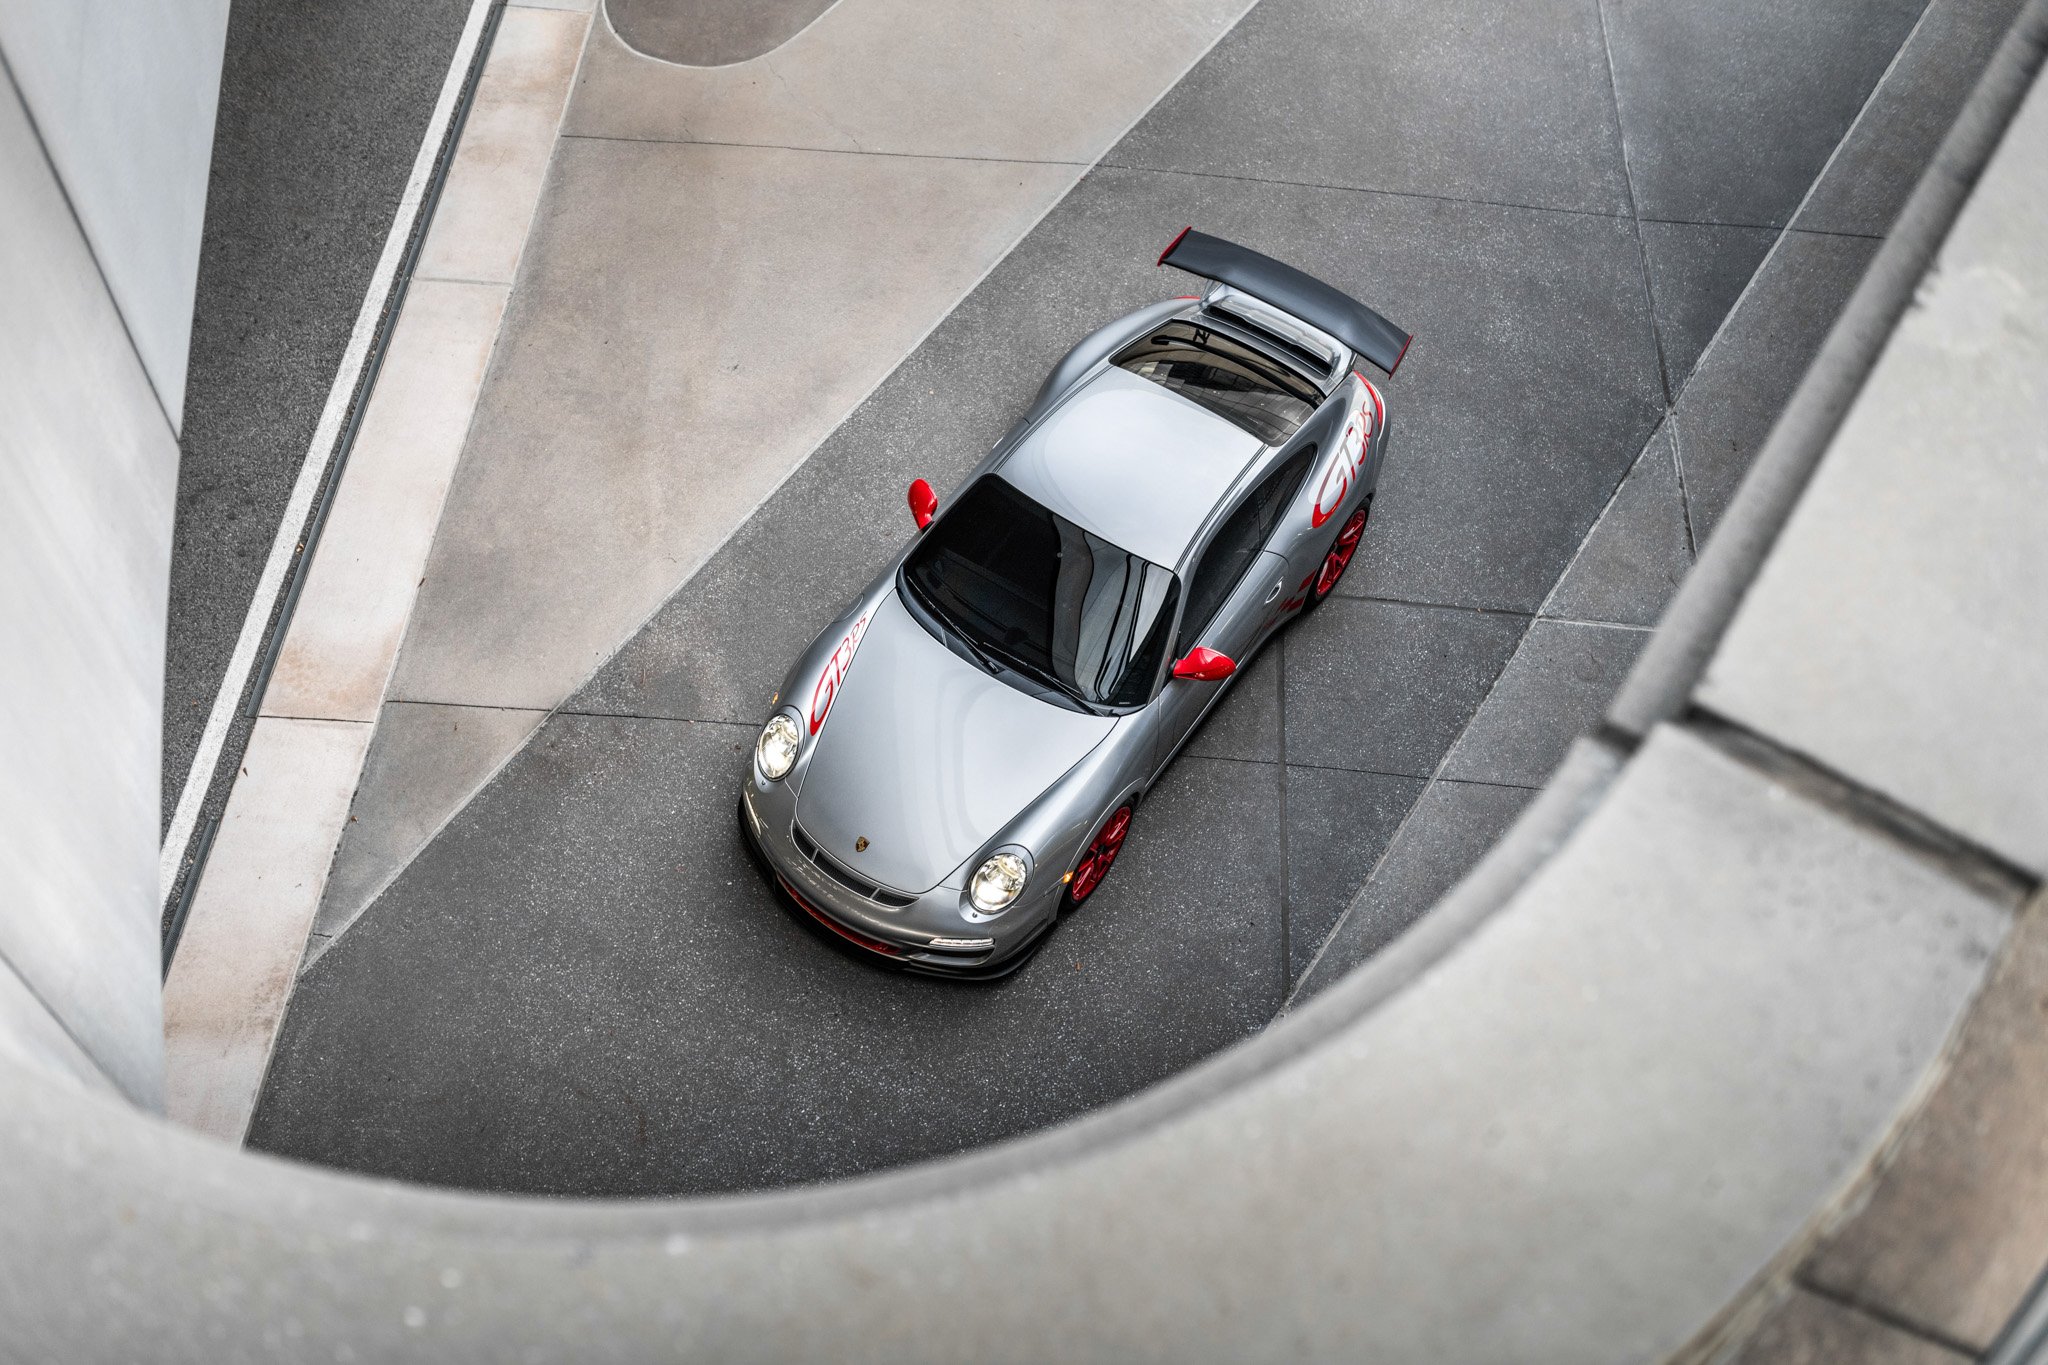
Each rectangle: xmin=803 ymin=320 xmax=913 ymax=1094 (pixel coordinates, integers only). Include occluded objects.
xmin=908 ymin=478 xmax=938 ymax=530
xmin=1172 ymin=647 xmax=1236 ymax=682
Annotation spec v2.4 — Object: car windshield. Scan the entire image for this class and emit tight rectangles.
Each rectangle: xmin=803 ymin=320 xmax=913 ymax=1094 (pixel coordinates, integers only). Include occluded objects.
xmin=1112 ymin=319 xmax=1321 ymax=444
xmin=902 ymin=475 xmax=1181 ymax=709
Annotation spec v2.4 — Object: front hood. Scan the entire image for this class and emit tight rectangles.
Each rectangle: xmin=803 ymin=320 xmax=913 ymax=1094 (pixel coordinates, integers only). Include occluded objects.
xmin=796 ymin=591 xmax=1116 ymax=894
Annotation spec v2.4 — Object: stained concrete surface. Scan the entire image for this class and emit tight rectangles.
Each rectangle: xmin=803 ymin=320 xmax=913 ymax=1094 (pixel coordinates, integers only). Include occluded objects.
xmin=165 ymin=0 xmax=473 ymax=837
xmin=1801 ymin=897 xmax=2048 ymax=1351
xmin=255 ymin=0 xmax=2017 ymax=1193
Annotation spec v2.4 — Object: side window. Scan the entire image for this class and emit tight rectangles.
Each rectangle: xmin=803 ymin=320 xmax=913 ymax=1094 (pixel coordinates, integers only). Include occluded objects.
xmin=1175 ymin=446 xmax=1317 ymax=653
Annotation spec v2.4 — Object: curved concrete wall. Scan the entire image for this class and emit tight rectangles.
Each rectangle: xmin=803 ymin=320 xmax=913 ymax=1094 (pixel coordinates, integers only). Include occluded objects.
xmin=0 ymin=727 xmax=2016 ymax=1361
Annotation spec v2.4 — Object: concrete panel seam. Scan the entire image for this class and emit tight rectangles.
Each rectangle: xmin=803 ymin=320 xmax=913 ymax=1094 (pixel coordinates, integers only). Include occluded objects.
xmin=1792 ymin=1277 xmax=1985 ymax=1360
xmin=1280 ymin=617 xmax=1583 ymax=1005
xmin=1591 ymin=0 xmax=1677 ymax=405
xmin=1682 ymin=708 xmax=2036 ymax=907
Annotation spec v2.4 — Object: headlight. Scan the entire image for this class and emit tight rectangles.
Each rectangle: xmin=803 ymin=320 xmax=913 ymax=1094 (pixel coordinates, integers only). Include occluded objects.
xmin=756 ymin=714 xmax=800 ymax=781
xmin=969 ymin=852 xmax=1028 ymax=913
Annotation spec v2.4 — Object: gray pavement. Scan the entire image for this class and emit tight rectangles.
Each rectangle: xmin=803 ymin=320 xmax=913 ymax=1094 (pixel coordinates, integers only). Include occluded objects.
xmin=252 ymin=0 xmax=2020 ymax=1195
xmin=165 ymin=0 xmax=472 ymax=847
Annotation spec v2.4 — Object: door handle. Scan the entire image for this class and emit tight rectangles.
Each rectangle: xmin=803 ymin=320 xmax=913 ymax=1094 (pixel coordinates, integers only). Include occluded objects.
xmin=1262 ymin=576 xmax=1284 ymax=605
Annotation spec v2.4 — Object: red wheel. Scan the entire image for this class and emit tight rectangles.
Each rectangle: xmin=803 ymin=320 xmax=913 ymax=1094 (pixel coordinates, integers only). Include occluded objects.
xmin=1309 ymin=503 xmax=1369 ymax=605
xmin=1065 ymin=805 xmax=1132 ymax=907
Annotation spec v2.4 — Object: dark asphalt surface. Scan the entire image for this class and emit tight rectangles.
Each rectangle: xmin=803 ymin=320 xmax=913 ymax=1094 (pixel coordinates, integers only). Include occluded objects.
xmin=250 ymin=0 xmax=2018 ymax=1196
xmin=165 ymin=0 xmax=474 ymax=867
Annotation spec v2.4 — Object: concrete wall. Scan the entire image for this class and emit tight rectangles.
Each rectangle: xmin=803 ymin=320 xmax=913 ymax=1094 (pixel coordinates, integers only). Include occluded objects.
xmin=0 ymin=0 xmax=231 ymax=428
xmin=0 ymin=0 xmax=225 ymax=1104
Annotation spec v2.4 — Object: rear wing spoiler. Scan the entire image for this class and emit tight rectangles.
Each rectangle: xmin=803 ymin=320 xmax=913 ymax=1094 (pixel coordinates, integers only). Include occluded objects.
xmin=1157 ymin=227 xmax=1412 ymax=377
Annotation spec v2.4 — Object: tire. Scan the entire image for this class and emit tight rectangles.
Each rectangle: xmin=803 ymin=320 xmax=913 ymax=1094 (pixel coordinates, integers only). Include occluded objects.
xmin=1304 ymin=499 xmax=1370 ymax=610
xmin=1062 ymin=803 xmax=1134 ymax=911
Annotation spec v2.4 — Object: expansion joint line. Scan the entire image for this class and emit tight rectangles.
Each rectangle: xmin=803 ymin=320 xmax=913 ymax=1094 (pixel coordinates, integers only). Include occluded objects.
xmin=1680 ymin=706 xmax=2037 ymax=906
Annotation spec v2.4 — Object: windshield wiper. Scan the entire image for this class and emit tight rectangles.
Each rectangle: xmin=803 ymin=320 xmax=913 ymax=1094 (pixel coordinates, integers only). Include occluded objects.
xmin=905 ymin=575 xmax=1014 ymax=680
xmin=980 ymin=641 xmax=1095 ymax=712
xmin=902 ymin=572 xmax=1097 ymax=712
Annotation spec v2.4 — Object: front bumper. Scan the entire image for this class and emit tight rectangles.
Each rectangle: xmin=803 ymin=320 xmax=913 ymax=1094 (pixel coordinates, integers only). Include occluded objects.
xmin=737 ymin=783 xmax=1057 ymax=978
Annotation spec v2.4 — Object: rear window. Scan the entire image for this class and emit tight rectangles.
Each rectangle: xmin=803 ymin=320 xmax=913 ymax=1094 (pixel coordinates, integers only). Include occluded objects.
xmin=1113 ymin=319 xmax=1321 ymax=445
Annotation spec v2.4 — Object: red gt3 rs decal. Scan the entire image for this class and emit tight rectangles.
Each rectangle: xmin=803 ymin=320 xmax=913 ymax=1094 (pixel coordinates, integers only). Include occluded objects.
xmin=808 ymin=610 xmax=873 ymax=735
xmin=1352 ymin=371 xmax=1386 ymax=432
xmin=1311 ymin=409 xmax=1373 ymax=529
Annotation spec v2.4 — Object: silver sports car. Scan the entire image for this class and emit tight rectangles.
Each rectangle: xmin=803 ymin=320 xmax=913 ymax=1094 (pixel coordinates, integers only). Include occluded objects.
xmin=739 ymin=229 xmax=1410 ymax=976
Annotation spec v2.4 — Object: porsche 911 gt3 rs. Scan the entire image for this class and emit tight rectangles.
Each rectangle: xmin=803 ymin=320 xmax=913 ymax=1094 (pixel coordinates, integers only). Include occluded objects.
xmin=739 ymin=229 xmax=1410 ymax=976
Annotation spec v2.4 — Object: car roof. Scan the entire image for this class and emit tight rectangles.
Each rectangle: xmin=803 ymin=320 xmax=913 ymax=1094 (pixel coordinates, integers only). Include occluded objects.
xmin=996 ymin=365 xmax=1266 ymax=570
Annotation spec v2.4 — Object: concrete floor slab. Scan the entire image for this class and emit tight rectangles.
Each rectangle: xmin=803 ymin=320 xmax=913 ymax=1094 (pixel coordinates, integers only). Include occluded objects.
xmin=1282 ymin=598 xmax=1527 ymax=781
xmin=1184 ymin=646 xmax=1281 ymax=765
xmin=1602 ymin=0 xmax=1926 ymax=228
xmin=1290 ymin=777 xmax=1536 ymax=1005
xmin=306 ymin=701 xmax=547 ymax=965
xmin=389 ymin=139 xmax=1081 ymax=713
xmin=1698 ymin=76 xmax=2048 ymax=874
xmin=1282 ymin=765 xmax=1425 ymax=984
xmin=1442 ymin=619 xmax=1649 ymax=789
xmin=1297 ymin=197 xmax=1664 ymax=614
xmin=565 ymin=0 xmax=1253 ymax=161
xmin=415 ymin=5 xmax=588 ymax=287
xmin=1543 ymin=422 xmax=1693 ymax=628
xmin=252 ymin=720 xmax=1285 ymax=1195
xmin=1670 ymin=230 xmax=1880 ymax=545
xmin=264 ymin=280 xmax=509 ymax=723
xmin=1795 ymin=0 xmax=2032 ymax=238
xmin=1640 ymin=220 xmax=1779 ymax=389
xmin=1107 ymin=0 xmax=1631 ymax=215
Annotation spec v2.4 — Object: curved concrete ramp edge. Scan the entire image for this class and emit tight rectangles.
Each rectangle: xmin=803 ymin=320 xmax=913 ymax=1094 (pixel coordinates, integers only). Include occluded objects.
xmin=0 ymin=719 xmax=2017 ymax=1361
xmin=602 ymin=0 xmax=840 ymax=67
